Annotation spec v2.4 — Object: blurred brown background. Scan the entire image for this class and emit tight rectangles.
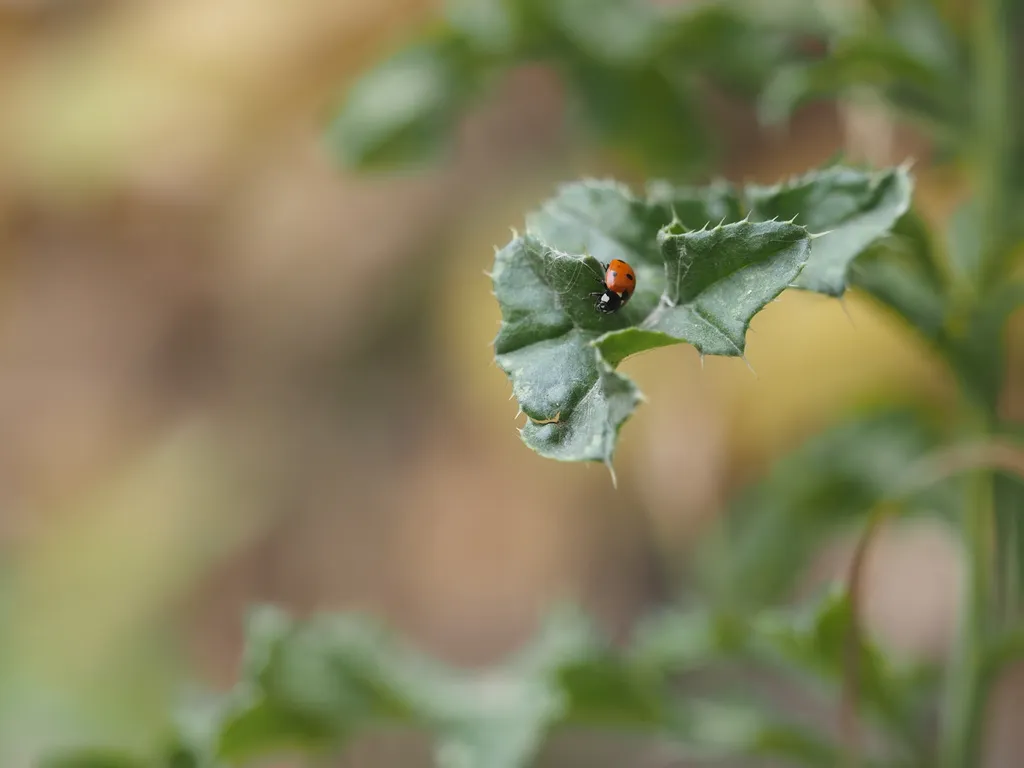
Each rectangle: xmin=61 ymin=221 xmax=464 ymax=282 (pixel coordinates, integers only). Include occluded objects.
xmin=1 ymin=0 xmax=1021 ymax=765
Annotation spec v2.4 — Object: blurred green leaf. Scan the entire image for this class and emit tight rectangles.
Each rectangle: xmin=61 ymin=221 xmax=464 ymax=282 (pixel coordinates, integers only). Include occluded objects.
xmin=746 ymin=164 xmax=914 ymax=295
xmin=215 ymin=606 xmax=608 ymax=768
xmin=850 ymin=207 xmax=948 ymax=346
xmin=698 ymin=407 xmax=955 ymax=608
xmin=757 ymin=29 xmax=966 ymax=134
xmin=754 ymin=589 xmax=934 ymax=738
xmin=545 ymin=0 xmax=662 ymax=67
xmin=629 ymin=610 xmax=747 ymax=674
xmin=657 ymin=2 xmax=799 ymax=96
xmin=217 ymin=696 xmax=339 ymax=763
xmin=329 ymin=0 xmax=830 ymax=175
xmin=946 ymin=196 xmax=983 ymax=288
xmin=163 ymin=689 xmax=228 ymax=768
xmin=669 ymin=700 xmax=860 ymax=766
xmin=631 ymin=590 xmax=936 ymax=762
xmin=328 ymin=31 xmax=485 ymax=170
xmin=852 ymin=255 xmax=947 ymax=343
xmin=215 ymin=602 xmax=887 ymax=768
xmin=564 ymin=61 xmax=711 ymax=177
xmin=882 ymin=1 xmax=965 ymax=76
xmin=947 ymin=281 xmax=1024 ymax=410
xmin=444 ymin=0 xmax=530 ymax=57
xmin=38 ymin=754 xmax=146 ymax=768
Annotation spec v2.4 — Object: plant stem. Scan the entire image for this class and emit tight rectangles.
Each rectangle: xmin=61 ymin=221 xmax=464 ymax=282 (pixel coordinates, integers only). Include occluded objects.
xmin=940 ymin=457 xmax=994 ymax=768
xmin=938 ymin=0 xmax=1013 ymax=763
xmin=973 ymin=0 xmax=1013 ymax=286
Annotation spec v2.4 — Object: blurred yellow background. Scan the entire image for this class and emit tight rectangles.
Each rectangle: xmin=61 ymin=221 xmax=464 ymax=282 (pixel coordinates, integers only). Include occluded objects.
xmin=1 ymin=0 xmax=1021 ymax=765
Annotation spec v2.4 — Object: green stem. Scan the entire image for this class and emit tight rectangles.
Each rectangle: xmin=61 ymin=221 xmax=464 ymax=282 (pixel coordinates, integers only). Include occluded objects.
xmin=938 ymin=0 xmax=1013 ymax=763
xmin=973 ymin=0 xmax=1013 ymax=287
xmin=940 ymin=460 xmax=994 ymax=768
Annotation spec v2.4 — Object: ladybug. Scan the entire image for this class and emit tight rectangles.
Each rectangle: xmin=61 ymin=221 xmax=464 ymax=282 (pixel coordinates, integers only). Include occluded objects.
xmin=590 ymin=258 xmax=636 ymax=314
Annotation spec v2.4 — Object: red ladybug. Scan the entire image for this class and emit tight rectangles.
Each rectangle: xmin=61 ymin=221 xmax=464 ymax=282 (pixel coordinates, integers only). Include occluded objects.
xmin=590 ymin=258 xmax=636 ymax=314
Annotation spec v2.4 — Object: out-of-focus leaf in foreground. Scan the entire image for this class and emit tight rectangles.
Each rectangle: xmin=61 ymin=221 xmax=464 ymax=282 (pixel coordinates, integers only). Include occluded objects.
xmin=212 ymin=603 xmax=871 ymax=768
xmin=491 ymin=166 xmax=913 ymax=466
xmin=39 ymin=596 xmax=922 ymax=768
xmin=216 ymin=606 xmax=606 ymax=768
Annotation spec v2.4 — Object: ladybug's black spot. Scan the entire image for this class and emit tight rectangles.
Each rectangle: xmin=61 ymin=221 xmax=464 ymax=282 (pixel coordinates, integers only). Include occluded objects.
xmin=626 ymin=273 xmax=634 ymax=281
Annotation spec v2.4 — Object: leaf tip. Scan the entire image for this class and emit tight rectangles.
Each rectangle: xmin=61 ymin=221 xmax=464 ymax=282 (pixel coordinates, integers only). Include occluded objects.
xmin=809 ymin=229 xmax=833 ymax=240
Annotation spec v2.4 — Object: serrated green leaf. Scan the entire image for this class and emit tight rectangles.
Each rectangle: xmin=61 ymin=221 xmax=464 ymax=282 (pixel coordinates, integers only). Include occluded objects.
xmin=746 ymin=165 xmax=913 ymax=295
xmin=327 ymin=31 xmax=482 ymax=170
xmin=645 ymin=178 xmax=744 ymax=224
xmin=608 ymin=217 xmax=808 ymax=361
xmin=493 ymin=180 xmax=810 ymax=465
xmin=494 ymin=169 xmax=914 ymax=464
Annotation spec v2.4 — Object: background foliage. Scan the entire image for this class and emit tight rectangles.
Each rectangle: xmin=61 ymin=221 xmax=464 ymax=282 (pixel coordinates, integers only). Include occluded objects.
xmin=2 ymin=0 xmax=1024 ymax=766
